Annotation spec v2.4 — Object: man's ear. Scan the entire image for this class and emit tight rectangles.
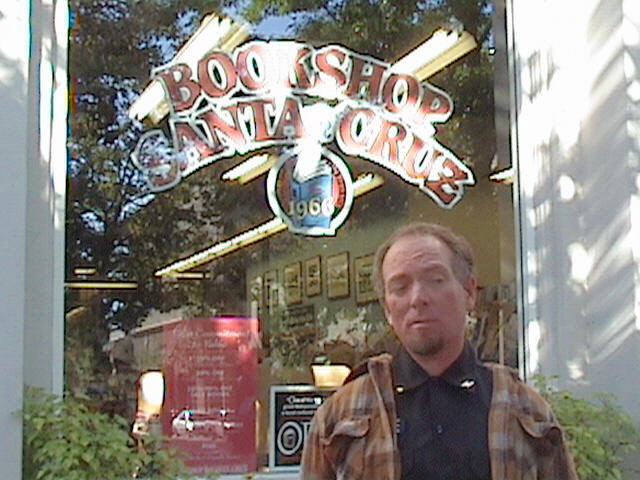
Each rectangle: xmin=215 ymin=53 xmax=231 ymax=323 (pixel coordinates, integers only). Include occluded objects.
xmin=464 ymin=276 xmax=478 ymax=312
xmin=379 ymin=297 xmax=393 ymax=325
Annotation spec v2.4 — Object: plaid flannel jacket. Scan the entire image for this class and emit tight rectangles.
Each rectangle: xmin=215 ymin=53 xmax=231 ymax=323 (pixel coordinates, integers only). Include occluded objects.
xmin=300 ymin=354 xmax=578 ymax=480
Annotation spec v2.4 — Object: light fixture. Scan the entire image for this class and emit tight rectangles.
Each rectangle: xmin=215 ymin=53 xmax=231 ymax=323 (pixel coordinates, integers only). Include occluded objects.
xmin=64 ymin=281 xmax=138 ymax=289
xmin=221 ymin=154 xmax=276 ymax=184
xmin=137 ymin=370 xmax=165 ymax=417
xmin=128 ymin=13 xmax=250 ymax=125
xmin=392 ymin=29 xmax=477 ymax=80
xmin=311 ymin=364 xmax=351 ymax=388
xmin=73 ymin=267 xmax=97 ymax=276
xmin=132 ymin=370 xmax=165 ymax=438
xmin=353 ymin=172 xmax=385 ymax=196
xmin=489 ymin=166 xmax=514 ymax=185
xmin=154 ymin=217 xmax=287 ymax=277
xmin=162 ymin=272 xmax=208 ymax=279
xmin=154 ymin=173 xmax=384 ymax=277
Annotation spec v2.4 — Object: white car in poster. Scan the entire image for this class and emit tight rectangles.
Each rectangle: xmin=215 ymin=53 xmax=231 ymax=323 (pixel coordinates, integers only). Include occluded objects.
xmin=171 ymin=409 xmax=238 ymax=438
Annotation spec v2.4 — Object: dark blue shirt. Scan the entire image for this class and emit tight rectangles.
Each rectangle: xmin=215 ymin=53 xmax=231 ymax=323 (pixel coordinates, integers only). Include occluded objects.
xmin=393 ymin=343 xmax=493 ymax=480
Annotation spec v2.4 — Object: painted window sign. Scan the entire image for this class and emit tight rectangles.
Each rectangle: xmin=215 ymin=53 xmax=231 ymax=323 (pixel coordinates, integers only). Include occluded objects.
xmin=131 ymin=28 xmax=476 ymax=235
xmin=267 ymin=147 xmax=353 ymax=235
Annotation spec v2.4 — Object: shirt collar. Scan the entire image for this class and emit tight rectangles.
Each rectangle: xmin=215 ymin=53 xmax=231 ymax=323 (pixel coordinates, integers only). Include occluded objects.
xmin=392 ymin=342 xmax=482 ymax=391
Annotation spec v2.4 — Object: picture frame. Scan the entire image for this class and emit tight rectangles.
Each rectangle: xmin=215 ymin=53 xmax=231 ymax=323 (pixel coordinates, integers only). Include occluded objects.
xmin=282 ymin=304 xmax=315 ymax=330
xmin=327 ymin=252 xmax=350 ymax=299
xmin=269 ymin=385 xmax=334 ymax=469
xmin=354 ymin=254 xmax=376 ymax=304
xmin=284 ymin=262 xmax=302 ymax=305
xmin=304 ymin=256 xmax=322 ymax=297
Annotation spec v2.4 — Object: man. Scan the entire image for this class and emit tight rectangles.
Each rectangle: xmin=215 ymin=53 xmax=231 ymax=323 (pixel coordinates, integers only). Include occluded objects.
xmin=300 ymin=222 xmax=578 ymax=480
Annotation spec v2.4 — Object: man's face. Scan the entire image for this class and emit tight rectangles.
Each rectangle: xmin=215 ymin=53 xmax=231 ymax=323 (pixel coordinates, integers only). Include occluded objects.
xmin=381 ymin=234 xmax=476 ymax=359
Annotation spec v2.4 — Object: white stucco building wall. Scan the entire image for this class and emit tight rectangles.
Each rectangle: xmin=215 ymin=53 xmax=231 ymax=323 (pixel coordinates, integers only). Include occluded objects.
xmin=510 ymin=2 xmax=640 ymax=473
xmin=0 ymin=2 xmax=29 ymax=478
xmin=510 ymin=0 xmax=640 ymax=422
xmin=0 ymin=1 xmax=66 ymax=479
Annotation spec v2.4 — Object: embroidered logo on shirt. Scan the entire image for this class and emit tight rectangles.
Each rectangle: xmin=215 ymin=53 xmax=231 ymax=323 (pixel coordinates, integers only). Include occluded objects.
xmin=460 ymin=379 xmax=476 ymax=389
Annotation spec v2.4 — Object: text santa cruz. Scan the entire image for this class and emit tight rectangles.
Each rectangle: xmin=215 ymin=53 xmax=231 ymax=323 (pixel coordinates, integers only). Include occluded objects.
xmin=132 ymin=39 xmax=475 ymax=209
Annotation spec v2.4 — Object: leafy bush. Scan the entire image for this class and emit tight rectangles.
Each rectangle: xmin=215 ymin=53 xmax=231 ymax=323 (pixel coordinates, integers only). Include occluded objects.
xmin=535 ymin=377 xmax=640 ymax=480
xmin=22 ymin=387 xmax=189 ymax=480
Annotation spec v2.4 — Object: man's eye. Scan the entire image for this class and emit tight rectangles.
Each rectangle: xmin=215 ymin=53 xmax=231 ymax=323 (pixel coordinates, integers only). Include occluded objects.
xmin=388 ymin=283 xmax=407 ymax=293
xmin=425 ymin=274 xmax=446 ymax=285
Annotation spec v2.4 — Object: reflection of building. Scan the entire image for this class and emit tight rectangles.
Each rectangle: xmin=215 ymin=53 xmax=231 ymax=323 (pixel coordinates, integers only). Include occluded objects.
xmin=4 ymin=1 xmax=640 ymax=479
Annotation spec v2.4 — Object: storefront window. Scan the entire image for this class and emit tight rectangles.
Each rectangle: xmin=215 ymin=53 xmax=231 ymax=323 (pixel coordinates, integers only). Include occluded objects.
xmin=65 ymin=0 xmax=515 ymax=475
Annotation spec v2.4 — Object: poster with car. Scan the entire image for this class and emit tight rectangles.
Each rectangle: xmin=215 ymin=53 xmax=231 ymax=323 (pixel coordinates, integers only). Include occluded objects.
xmin=162 ymin=317 xmax=259 ymax=474
xmin=269 ymin=385 xmax=335 ymax=470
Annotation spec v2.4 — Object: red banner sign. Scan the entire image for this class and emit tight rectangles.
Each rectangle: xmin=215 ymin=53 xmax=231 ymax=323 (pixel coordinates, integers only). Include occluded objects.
xmin=161 ymin=317 xmax=259 ymax=474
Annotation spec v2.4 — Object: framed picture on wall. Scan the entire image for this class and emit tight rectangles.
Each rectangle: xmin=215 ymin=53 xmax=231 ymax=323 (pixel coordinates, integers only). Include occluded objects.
xmin=304 ymin=256 xmax=322 ymax=297
xmin=327 ymin=252 xmax=350 ymax=299
xmin=284 ymin=262 xmax=302 ymax=305
xmin=354 ymin=254 xmax=376 ymax=304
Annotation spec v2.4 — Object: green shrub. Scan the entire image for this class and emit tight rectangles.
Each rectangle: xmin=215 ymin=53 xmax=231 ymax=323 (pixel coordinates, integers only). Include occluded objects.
xmin=535 ymin=376 xmax=640 ymax=480
xmin=22 ymin=387 xmax=189 ymax=480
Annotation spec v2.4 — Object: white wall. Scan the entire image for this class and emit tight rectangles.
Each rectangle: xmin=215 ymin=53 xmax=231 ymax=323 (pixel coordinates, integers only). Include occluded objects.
xmin=510 ymin=0 xmax=640 ymax=431
xmin=0 ymin=1 xmax=66 ymax=479
xmin=23 ymin=0 xmax=67 ymax=395
xmin=0 ymin=2 xmax=30 ymax=478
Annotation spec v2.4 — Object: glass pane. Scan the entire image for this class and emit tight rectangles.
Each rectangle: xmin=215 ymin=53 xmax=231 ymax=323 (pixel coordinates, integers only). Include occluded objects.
xmin=65 ymin=0 xmax=516 ymax=475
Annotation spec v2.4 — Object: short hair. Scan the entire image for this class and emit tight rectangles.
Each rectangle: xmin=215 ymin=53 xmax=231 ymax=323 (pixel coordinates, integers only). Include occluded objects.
xmin=373 ymin=222 xmax=476 ymax=301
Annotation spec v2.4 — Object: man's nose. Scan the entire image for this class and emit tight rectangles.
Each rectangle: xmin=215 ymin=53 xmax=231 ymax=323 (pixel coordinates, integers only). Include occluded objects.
xmin=409 ymin=281 xmax=429 ymax=306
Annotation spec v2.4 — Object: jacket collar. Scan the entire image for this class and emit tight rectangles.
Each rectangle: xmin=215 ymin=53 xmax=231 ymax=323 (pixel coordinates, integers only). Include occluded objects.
xmin=392 ymin=342 xmax=482 ymax=391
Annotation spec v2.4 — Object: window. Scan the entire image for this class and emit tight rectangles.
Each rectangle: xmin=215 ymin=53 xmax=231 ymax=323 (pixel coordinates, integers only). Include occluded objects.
xmin=65 ymin=0 xmax=515 ymax=475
